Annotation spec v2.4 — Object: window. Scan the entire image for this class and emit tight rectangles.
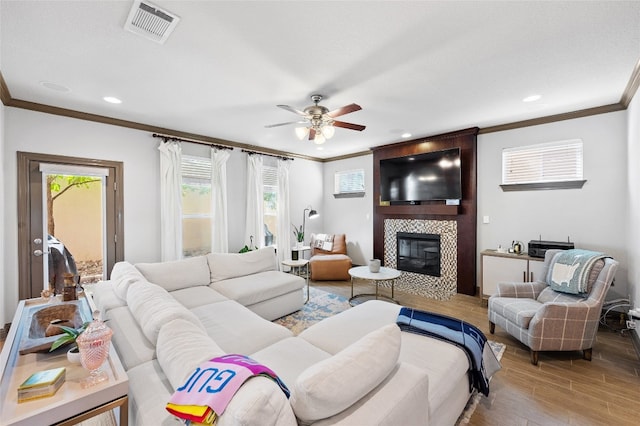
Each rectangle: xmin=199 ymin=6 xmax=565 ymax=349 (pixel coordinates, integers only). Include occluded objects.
xmin=181 ymin=155 xmax=212 ymax=257
xmin=263 ymin=165 xmax=278 ymax=246
xmin=501 ymin=139 xmax=586 ymax=191
xmin=334 ymin=169 xmax=365 ymax=198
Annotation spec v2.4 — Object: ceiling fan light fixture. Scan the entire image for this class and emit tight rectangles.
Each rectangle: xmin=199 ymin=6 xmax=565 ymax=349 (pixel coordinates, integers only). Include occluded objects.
xmin=321 ymin=124 xmax=335 ymax=139
xmin=314 ymin=134 xmax=326 ymax=145
xmin=295 ymin=127 xmax=309 ymax=140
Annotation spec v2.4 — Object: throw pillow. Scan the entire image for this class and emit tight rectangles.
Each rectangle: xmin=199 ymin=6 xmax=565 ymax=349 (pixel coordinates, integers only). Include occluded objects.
xmin=289 ymin=323 xmax=401 ymax=422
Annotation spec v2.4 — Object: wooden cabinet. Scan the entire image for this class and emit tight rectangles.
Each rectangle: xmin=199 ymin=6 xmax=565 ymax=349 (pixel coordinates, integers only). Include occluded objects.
xmin=479 ymin=250 xmax=544 ymax=305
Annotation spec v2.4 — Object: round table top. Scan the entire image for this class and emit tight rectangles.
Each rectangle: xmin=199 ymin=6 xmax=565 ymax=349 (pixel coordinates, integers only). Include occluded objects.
xmin=282 ymin=259 xmax=309 ymax=267
xmin=349 ymin=265 xmax=401 ymax=280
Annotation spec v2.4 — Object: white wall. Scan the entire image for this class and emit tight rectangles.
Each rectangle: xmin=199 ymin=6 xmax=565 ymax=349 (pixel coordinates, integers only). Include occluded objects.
xmin=627 ymin=91 xmax=639 ymax=341
xmin=322 ymin=154 xmax=374 ymax=266
xmin=0 ymin=101 xmax=6 ymax=327
xmin=2 ymin=107 xmax=323 ymax=323
xmin=477 ymin=111 xmax=629 ymax=298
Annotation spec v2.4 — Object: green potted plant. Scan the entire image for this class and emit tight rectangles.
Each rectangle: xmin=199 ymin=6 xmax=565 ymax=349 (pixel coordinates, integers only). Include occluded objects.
xmin=50 ymin=322 xmax=89 ymax=364
xmin=292 ymin=224 xmax=304 ymax=247
xmin=239 ymin=235 xmax=258 ymax=253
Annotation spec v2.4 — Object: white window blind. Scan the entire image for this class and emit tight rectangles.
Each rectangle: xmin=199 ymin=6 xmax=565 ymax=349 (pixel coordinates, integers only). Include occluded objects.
xmin=334 ymin=169 xmax=365 ymax=195
xmin=182 ymin=155 xmax=211 ymax=183
xmin=502 ymin=139 xmax=583 ymax=185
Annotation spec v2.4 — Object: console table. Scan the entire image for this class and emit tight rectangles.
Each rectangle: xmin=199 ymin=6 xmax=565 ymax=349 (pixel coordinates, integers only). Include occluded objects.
xmin=0 ymin=295 xmax=128 ymax=425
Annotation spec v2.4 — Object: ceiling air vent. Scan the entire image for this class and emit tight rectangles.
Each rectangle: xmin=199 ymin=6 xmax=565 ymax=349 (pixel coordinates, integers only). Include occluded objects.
xmin=124 ymin=1 xmax=180 ymax=44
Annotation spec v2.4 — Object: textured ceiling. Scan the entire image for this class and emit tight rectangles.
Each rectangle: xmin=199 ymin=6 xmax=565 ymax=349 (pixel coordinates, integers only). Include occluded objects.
xmin=1 ymin=1 xmax=639 ymax=159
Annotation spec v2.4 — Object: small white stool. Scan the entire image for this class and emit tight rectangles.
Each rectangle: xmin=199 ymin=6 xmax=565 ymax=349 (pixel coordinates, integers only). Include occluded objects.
xmin=282 ymin=259 xmax=310 ymax=303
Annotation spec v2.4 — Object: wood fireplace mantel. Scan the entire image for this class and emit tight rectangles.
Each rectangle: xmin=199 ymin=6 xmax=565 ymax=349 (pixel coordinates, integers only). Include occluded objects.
xmin=371 ymin=127 xmax=479 ymax=295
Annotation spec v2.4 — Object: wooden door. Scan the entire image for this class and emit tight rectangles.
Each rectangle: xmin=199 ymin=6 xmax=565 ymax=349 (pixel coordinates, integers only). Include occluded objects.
xmin=17 ymin=152 xmax=124 ymax=299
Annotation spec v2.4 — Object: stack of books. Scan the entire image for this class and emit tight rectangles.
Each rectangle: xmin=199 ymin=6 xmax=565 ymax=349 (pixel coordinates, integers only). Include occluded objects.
xmin=17 ymin=367 xmax=66 ymax=403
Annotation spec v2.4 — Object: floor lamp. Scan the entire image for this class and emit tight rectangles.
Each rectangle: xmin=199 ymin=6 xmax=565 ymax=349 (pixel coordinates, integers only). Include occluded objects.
xmin=302 ymin=206 xmax=319 ymax=245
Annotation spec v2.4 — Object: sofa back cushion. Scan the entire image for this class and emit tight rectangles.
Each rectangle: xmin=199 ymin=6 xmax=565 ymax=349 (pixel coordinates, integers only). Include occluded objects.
xmin=310 ymin=234 xmax=347 ymax=256
xmin=289 ymin=324 xmax=401 ymax=422
xmin=127 ymin=280 xmax=204 ymax=344
xmin=135 ymin=255 xmax=211 ymax=292
xmin=157 ymin=318 xmax=226 ymax=390
xmin=110 ymin=261 xmax=146 ymax=300
xmin=207 ymin=247 xmax=277 ymax=283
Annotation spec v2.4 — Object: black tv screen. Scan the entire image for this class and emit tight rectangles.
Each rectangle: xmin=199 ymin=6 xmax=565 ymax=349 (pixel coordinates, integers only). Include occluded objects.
xmin=380 ymin=148 xmax=462 ymax=202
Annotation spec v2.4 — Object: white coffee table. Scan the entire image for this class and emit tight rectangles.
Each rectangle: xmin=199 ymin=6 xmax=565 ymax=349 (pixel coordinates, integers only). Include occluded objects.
xmin=348 ymin=266 xmax=401 ymax=306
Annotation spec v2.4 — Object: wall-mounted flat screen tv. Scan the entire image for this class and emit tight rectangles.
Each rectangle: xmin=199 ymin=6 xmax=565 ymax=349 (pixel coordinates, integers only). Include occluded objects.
xmin=380 ymin=148 xmax=462 ymax=203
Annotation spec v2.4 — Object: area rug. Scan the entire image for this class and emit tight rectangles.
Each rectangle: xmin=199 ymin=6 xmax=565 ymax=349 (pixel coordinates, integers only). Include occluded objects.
xmin=455 ymin=340 xmax=506 ymax=425
xmin=273 ymin=287 xmax=351 ymax=335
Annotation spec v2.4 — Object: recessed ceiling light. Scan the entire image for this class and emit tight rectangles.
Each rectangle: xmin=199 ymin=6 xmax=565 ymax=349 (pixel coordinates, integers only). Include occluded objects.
xmin=39 ymin=81 xmax=70 ymax=92
xmin=523 ymin=94 xmax=542 ymax=103
xmin=103 ymin=96 xmax=122 ymax=104
xmin=401 ymin=133 xmax=412 ymax=138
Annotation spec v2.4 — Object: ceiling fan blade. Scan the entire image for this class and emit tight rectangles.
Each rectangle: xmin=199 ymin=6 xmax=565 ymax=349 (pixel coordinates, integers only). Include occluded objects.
xmin=309 ymin=128 xmax=317 ymax=140
xmin=333 ymin=120 xmax=366 ymax=131
xmin=277 ymin=104 xmax=307 ymax=116
xmin=327 ymin=103 xmax=362 ymax=118
xmin=264 ymin=121 xmax=306 ymax=128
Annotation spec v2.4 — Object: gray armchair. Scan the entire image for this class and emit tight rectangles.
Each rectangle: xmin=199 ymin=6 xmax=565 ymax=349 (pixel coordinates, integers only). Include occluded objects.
xmin=488 ymin=249 xmax=619 ymax=365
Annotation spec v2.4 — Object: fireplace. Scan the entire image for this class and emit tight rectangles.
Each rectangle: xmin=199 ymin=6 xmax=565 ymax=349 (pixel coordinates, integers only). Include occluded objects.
xmin=396 ymin=232 xmax=441 ymax=277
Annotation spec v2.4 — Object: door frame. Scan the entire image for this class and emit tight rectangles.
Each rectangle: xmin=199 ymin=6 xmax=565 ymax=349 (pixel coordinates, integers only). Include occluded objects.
xmin=17 ymin=152 xmax=124 ymax=299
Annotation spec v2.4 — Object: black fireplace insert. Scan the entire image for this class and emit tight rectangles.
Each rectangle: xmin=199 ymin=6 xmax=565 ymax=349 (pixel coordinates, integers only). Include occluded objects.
xmin=396 ymin=232 xmax=441 ymax=277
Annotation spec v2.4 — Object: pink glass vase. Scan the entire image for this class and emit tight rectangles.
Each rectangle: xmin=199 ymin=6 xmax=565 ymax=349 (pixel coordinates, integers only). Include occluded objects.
xmin=76 ymin=311 xmax=113 ymax=388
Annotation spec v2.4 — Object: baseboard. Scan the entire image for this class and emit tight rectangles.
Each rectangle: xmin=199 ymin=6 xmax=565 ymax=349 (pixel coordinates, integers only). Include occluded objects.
xmin=631 ymin=329 xmax=640 ymax=361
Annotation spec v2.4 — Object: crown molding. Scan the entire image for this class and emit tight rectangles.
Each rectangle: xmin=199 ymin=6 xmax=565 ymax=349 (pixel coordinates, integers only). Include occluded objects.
xmin=478 ymin=103 xmax=625 ymax=135
xmin=621 ymin=58 xmax=640 ymax=108
xmin=0 ymin=71 xmax=12 ymax=106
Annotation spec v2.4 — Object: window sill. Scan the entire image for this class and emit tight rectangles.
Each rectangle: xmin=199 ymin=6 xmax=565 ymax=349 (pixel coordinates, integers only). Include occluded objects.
xmin=500 ymin=180 xmax=587 ymax=192
xmin=333 ymin=192 xmax=365 ymax=198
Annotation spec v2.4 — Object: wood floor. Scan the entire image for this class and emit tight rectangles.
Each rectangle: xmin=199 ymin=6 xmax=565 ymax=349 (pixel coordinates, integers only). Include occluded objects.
xmin=312 ymin=280 xmax=640 ymax=426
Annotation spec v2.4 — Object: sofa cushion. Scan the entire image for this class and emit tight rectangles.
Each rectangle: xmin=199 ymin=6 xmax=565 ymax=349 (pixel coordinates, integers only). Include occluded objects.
xmin=488 ymin=297 xmax=541 ymax=329
xmin=169 ymin=286 xmax=229 ymax=309
xmin=290 ymin=324 xmax=401 ymax=422
xmin=104 ymin=306 xmax=156 ymax=370
xmin=90 ymin=281 xmax=126 ymax=313
xmin=135 ymin=255 xmax=211 ymax=292
xmin=156 ymin=318 xmax=226 ymax=390
xmin=110 ymin=261 xmax=145 ymax=300
xmin=210 ymin=270 xmax=304 ymax=307
xmin=127 ymin=281 xmax=204 ymax=344
xmin=191 ymin=300 xmax=292 ymax=355
xmin=250 ymin=337 xmax=332 ymax=387
xmin=207 ymin=247 xmax=277 ymax=283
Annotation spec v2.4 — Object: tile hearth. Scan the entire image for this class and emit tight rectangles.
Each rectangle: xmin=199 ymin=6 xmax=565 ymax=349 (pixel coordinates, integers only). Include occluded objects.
xmin=383 ymin=219 xmax=458 ymax=300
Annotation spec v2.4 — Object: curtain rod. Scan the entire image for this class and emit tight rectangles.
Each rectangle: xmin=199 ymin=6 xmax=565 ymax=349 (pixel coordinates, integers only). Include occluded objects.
xmin=241 ymin=149 xmax=294 ymax=161
xmin=152 ymin=133 xmax=234 ymax=151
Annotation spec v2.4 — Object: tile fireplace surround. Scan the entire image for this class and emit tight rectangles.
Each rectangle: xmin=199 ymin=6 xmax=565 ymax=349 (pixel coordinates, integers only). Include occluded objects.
xmin=383 ymin=218 xmax=458 ymax=300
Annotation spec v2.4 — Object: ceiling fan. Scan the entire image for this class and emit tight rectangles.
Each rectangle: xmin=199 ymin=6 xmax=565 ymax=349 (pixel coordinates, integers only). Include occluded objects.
xmin=265 ymin=94 xmax=366 ymax=144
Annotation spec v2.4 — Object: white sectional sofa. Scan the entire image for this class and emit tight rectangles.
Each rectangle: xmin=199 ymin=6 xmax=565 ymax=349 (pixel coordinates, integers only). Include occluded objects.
xmin=90 ymin=247 xmax=473 ymax=425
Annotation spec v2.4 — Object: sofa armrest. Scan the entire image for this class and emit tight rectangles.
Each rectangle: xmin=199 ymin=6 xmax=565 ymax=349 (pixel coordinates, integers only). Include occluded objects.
xmin=495 ymin=281 xmax=547 ymax=299
xmin=309 ymin=363 xmax=429 ymax=426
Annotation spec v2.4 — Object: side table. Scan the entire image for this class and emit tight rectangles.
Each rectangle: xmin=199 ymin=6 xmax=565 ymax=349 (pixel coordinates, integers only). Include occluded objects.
xmin=348 ymin=266 xmax=401 ymax=306
xmin=282 ymin=259 xmax=310 ymax=303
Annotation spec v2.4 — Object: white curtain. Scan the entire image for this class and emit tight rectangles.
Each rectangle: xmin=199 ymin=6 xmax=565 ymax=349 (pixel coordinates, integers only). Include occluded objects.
xmin=158 ymin=141 xmax=183 ymax=261
xmin=245 ymin=154 xmax=264 ymax=250
xmin=276 ymin=159 xmax=291 ymax=265
xmin=210 ymin=148 xmax=231 ymax=253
